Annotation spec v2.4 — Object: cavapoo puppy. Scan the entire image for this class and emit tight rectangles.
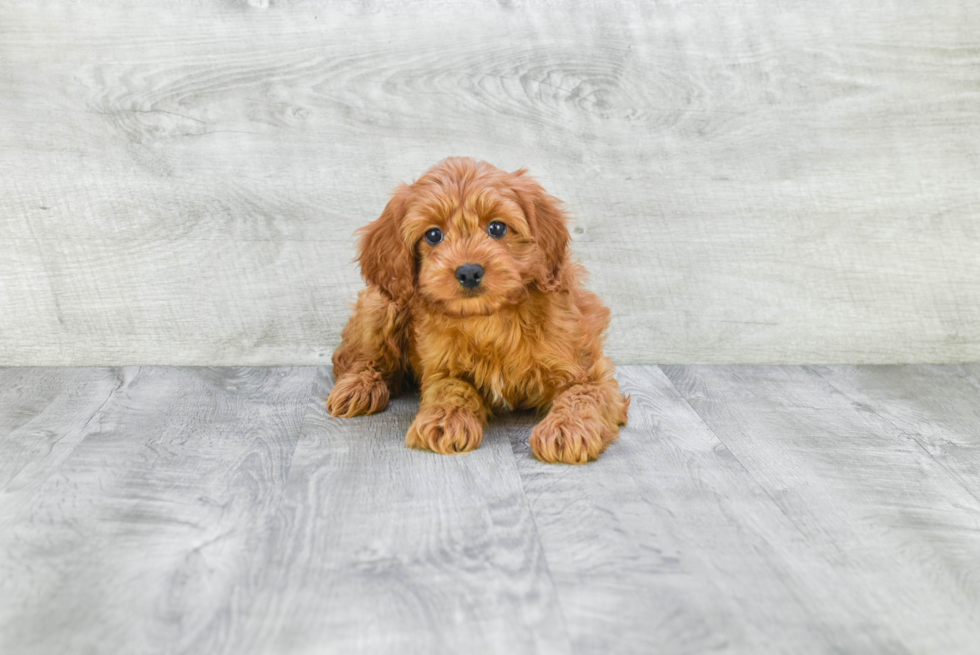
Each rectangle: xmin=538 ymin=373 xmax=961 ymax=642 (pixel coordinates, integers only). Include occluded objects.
xmin=327 ymin=157 xmax=628 ymax=464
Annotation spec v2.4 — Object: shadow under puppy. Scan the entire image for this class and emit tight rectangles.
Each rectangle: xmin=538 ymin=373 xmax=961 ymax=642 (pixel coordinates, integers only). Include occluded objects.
xmin=327 ymin=157 xmax=629 ymax=464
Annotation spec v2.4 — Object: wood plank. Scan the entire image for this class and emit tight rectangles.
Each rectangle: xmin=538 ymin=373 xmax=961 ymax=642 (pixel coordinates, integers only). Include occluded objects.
xmin=0 ymin=367 xmax=123 ymax=493
xmin=0 ymin=366 xmax=317 ymax=655
xmin=232 ymin=368 xmax=571 ymax=655
xmin=662 ymin=364 xmax=980 ymax=654
xmin=1 ymin=2 xmax=979 ymax=364
xmin=511 ymin=365 xmax=918 ymax=654
xmin=0 ymin=237 xmax=356 ymax=366
xmin=3 ymin=364 xmax=980 ymax=652
xmin=809 ymin=364 xmax=980 ymax=500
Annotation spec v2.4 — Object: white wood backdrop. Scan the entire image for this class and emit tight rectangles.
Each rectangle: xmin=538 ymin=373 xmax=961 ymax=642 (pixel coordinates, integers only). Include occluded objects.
xmin=1 ymin=0 xmax=978 ymax=365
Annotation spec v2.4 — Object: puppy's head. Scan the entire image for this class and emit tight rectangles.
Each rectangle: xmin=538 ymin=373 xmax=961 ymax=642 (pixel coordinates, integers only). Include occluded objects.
xmin=357 ymin=157 xmax=570 ymax=316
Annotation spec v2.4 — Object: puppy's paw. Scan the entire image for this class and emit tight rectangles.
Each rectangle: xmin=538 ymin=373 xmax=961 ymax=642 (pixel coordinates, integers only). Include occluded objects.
xmin=530 ymin=407 xmax=618 ymax=465
xmin=406 ymin=405 xmax=483 ymax=454
xmin=326 ymin=370 xmax=389 ymax=418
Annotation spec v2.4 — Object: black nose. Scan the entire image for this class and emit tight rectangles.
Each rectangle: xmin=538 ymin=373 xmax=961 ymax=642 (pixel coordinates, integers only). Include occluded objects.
xmin=455 ymin=263 xmax=484 ymax=289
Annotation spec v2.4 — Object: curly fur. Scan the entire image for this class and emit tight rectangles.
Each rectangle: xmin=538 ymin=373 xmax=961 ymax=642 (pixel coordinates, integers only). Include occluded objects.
xmin=327 ymin=157 xmax=629 ymax=464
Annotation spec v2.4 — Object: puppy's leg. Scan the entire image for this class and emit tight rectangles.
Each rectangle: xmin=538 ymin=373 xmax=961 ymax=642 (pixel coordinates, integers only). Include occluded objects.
xmin=406 ymin=377 xmax=489 ymax=454
xmin=530 ymin=366 xmax=629 ymax=465
xmin=326 ymin=287 xmax=409 ymax=418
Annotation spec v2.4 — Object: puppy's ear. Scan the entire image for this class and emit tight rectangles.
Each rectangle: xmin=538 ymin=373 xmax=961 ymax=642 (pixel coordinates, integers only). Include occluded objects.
xmin=511 ymin=169 xmax=570 ymax=288
xmin=356 ymin=184 xmax=415 ymax=300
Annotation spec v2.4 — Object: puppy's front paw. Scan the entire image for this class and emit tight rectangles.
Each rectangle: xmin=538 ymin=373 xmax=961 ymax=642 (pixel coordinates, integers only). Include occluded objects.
xmin=406 ymin=405 xmax=483 ymax=454
xmin=530 ymin=407 xmax=618 ymax=465
xmin=326 ymin=370 xmax=389 ymax=418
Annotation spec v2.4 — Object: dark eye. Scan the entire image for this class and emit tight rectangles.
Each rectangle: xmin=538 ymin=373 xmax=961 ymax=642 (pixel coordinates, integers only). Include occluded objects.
xmin=424 ymin=228 xmax=443 ymax=245
xmin=488 ymin=221 xmax=507 ymax=239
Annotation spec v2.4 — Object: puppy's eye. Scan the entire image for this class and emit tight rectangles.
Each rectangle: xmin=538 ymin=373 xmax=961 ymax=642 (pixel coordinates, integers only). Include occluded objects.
xmin=488 ymin=221 xmax=507 ymax=239
xmin=424 ymin=228 xmax=443 ymax=245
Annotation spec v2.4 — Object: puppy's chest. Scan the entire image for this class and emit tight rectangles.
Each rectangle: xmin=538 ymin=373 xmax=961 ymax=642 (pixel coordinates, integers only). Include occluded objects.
xmin=424 ymin=323 xmax=551 ymax=410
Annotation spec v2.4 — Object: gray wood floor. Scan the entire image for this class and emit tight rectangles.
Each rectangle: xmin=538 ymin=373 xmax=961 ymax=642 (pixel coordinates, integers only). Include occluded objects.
xmin=2 ymin=365 xmax=979 ymax=654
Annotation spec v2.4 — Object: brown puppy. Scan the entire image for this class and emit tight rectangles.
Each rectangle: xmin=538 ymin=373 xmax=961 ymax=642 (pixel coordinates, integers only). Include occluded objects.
xmin=327 ymin=157 xmax=628 ymax=464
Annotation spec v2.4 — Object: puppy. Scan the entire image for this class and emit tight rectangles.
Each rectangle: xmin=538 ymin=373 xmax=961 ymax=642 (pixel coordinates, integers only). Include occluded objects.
xmin=326 ymin=157 xmax=628 ymax=464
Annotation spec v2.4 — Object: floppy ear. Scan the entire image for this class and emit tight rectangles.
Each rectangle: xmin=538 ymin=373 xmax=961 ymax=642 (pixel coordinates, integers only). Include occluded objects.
xmin=511 ymin=169 xmax=571 ymax=288
xmin=356 ymin=184 xmax=415 ymax=300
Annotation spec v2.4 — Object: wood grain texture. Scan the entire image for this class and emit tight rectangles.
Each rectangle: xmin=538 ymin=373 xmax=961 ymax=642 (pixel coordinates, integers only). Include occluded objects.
xmin=508 ymin=366 xmax=841 ymax=654
xmin=662 ymin=364 xmax=980 ymax=654
xmin=509 ymin=364 xmax=980 ymax=654
xmin=0 ymin=367 xmax=123 ymax=496
xmin=809 ymin=364 xmax=980 ymax=500
xmin=3 ymin=364 xmax=980 ymax=652
xmin=1 ymin=1 xmax=979 ymax=364
xmin=232 ymin=368 xmax=570 ymax=655
xmin=0 ymin=366 xmax=317 ymax=655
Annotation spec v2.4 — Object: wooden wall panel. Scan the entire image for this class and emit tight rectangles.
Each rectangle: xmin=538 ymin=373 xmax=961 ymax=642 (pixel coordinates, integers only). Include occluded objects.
xmin=1 ymin=1 xmax=978 ymax=364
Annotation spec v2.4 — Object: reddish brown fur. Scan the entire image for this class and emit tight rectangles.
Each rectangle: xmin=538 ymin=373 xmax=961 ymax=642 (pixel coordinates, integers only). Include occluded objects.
xmin=327 ymin=158 xmax=629 ymax=464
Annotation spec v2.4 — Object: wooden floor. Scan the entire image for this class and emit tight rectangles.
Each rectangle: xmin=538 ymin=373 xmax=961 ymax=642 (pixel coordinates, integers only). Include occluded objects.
xmin=1 ymin=365 xmax=979 ymax=654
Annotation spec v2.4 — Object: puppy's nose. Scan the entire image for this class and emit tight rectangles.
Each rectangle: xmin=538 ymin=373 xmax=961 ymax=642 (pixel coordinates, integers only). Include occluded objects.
xmin=455 ymin=263 xmax=484 ymax=289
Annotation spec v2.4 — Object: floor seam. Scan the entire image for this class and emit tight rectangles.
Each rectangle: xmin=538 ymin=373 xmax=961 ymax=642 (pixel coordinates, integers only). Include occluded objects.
xmin=506 ymin=418 xmax=576 ymax=655
xmin=649 ymin=364 xmax=842 ymax=631
xmin=655 ymin=364 xmax=824 ymax=547
xmin=4 ymin=367 xmax=134 ymax=487
xmin=807 ymin=365 xmax=980 ymax=507
xmin=278 ymin=366 xmax=325 ymax=486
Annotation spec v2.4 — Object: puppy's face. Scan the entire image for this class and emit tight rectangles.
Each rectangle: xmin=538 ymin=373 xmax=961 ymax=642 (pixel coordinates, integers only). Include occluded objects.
xmin=406 ymin=183 xmax=537 ymax=317
xmin=357 ymin=158 xmax=570 ymax=316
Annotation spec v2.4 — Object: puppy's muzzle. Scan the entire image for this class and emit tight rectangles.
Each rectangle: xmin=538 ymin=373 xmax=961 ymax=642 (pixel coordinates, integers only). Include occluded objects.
xmin=455 ymin=263 xmax=484 ymax=289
